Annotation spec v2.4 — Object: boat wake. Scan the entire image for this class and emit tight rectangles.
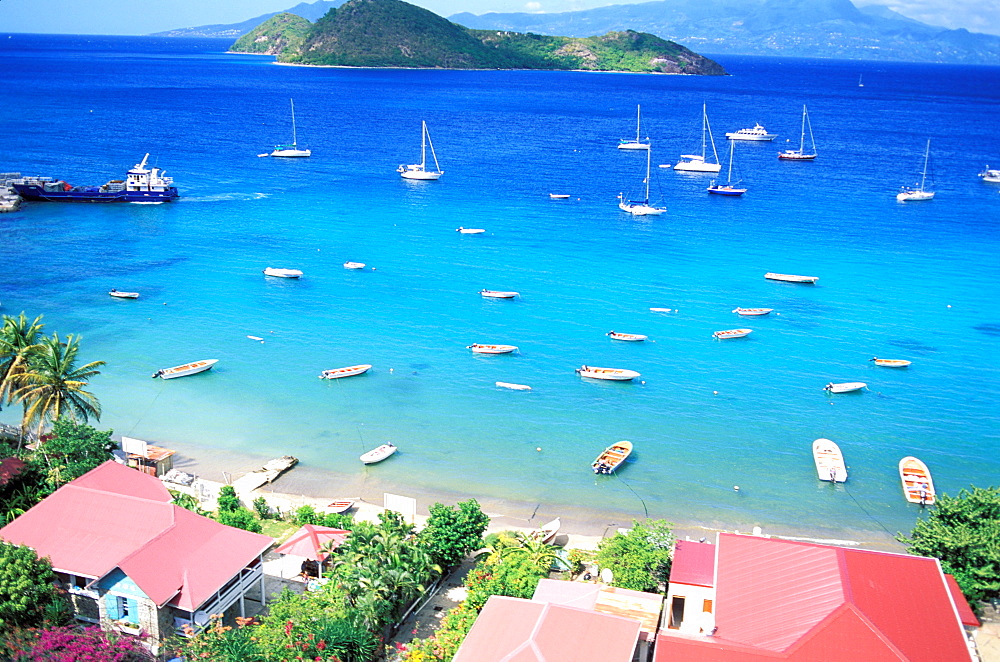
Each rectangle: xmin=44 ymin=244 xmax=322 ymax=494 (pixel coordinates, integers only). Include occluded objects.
xmin=186 ymin=192 xmax=270 ymax=202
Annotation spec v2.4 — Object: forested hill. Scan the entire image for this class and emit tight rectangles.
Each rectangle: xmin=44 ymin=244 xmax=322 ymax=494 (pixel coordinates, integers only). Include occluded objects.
xmin=228 ymin=0 xmax=726 ymax=74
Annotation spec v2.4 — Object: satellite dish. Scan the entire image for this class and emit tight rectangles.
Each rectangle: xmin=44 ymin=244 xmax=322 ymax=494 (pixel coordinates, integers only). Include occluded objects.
xmin=600 ymin=568 xmax=614 ymax=584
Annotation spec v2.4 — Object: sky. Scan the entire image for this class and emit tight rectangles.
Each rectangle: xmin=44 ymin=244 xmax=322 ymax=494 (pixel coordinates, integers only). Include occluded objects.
xmin=0 ymin=0 xmax=998 ymax=37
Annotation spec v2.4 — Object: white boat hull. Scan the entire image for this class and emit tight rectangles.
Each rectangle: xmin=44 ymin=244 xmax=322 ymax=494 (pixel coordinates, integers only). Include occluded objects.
xmin=360 ymin=444 xmax=397 ymax=464
xmin=871 ymin=358 xmax=911 ymax=368
xmin=897 ymin=189 xmax=935 ymax=201
xmin=980 ymin=168 xmax=1000 ymax=183
xmin=480 ymin=290 xmax=518 ymax=299
xmin=400 ymin=167 xmax=442 ymax=180
xmin=899 ymin=456 xmax=935 ymax=505
xmin=619 ymin=201 xmax=665 ymax=215
xmin=109 ymin=291 xmax=139 ymax=299
xmin=673 ymin=158 xmax=721 ymax=173
xmin=271 ymin=148 xmax=311 ymax=158
xmin=813 ymin=438 xmax=847 ymax=483
xmin=264 ymin=267 xmax=303 ymax=278
xmin=496 ymin=381 xmax=531 ymax=390
xmin=824 ymin=382 xmax=867 ymax=393
xmin=765 ymin=272 xmax=818 ymax=283
xmin=468 ymin=344 xmax=518 ymax=354
xmin=618 ymin=142 xmax=650 ymax=150
xmin=713 ymin=329 xmax=752 ymax=339
xmin=607 ymin=331 xmax=647 ymax=341
xmin=576 ymin=365 xmax=640 ymax=381
xmin=320 ymin=364 xmax=372 ymax=379
xmin=732 ymin=308 xmax=772 ymax=316
xmin=457 ymin=227 xmax=485 ymax=234
xmin=155 ymin=359 xmax=218 ymax=379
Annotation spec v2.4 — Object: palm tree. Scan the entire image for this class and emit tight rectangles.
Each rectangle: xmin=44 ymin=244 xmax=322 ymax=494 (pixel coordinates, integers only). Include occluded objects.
xmin=0 ymin=313 xmax=45 ymax=411
xmin=500 ymin=533 xmax=559 ymax=570
xmin=13 ymin=333 xmax=105 ymax=434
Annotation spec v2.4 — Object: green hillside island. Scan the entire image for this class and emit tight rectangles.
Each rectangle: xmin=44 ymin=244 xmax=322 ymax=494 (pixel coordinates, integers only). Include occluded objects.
xmin=228 ymin=0 xmax=726 ymax=74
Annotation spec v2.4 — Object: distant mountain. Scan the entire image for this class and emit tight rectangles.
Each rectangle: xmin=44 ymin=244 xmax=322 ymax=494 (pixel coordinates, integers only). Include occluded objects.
xmin=448 ymin=0 xmax=1000 ymax=64
xmin=151 ymin=0 xmax=344 ymax=38
xmin=230 ymin=0 xmax=726 ymax=74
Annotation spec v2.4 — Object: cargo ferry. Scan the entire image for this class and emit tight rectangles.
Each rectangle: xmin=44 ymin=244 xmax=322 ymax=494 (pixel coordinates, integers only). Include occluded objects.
xmin=12 ymin=154 xmax=178 ymax=203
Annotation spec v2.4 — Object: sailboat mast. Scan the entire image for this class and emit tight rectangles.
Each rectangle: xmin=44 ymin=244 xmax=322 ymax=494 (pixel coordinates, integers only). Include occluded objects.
xmin=290 ymin=99 xmax=297 ymax=147
xmin=799 ymin=106 xmax=807 ymax=153
xmin=645 ymin=148 xmax=651 ymax=202
xmin=727 ymin=140 xmax=734 ymax=184
xmin=920 ymin=139 xmax=930 ymax=191
xmin=636 ymin=105 xmax=641 ymax=143
xmin=420 ymin=121 xmax=427 ymax=168
xmin=701 ymin=104 xmax=707 ymax=160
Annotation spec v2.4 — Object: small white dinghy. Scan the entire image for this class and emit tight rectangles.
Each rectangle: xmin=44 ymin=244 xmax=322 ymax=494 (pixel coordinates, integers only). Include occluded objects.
xmin=496 ymin=381 xmax=532 ymax=391
xmin=576 ymin=365 xmax=640 ymax=381
xmin=343 ymin=262 xmax=366 ymax=270
xmin=649 ymin=307 xmax=674 ymax=313
xmin=823 ymin=381 xmax=867 ymax=393
xmin=870 ymin=357 xmax=911 ymax=368
xmin=263 ymin=267 xmax=303 ymax=278
xmin=732 ymin=307 xmax=772 ymax=316
xmin=899 ymin=456 xmax=935 ymax=505
xmin=713 ymin=328 xmax=752 ymax=339
xmin=468 ymin=344 xmax=518 ymax=354
xmin=765 ymin=272 xmax=818 ymax=283
xmin=607 ymin=331 xmax=648 ymax=342
xmin=812 ymin=438 xmax=847 ymax=483
xmin=480 ymin=289 xmax=519 ymax=299
xmin=530 ymin=517 xmax=561 ymax=543
xmin=153 ymin=359 xmax=218 ymax=379
xmin=319 ymin=364 xmax=372 ymax=379
xmin=326 ymin=500 xmax=356 ymax=514
xmin=360 ymin=443 xmax=397 ymax=465
xmin=456 ymin=227 xmax=485 ymax=234
xmin=549 ymin=194 xmax=571 ymax=199
xmin=109 ymin=289 xmax=139 ymax=299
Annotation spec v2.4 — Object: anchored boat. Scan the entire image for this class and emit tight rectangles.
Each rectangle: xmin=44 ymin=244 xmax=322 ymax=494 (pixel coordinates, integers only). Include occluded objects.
xmin=153 ymin=359 xmax=218 ymax=379
xmin=899 ymin=456 xmax=935 ymax=505
xmin=823 ymin=382 xmax=867 ymax=393
xmin=12 ymin=154 xmax=179 ymax=203
xmin=812 ymin=438 xmax=848 ymax=483
xmin=576 ymin=365 xmax=640 ymax=381
xmin=765 ymin=272 xmax=818 ymax=284
xmin=319 ymin=364 xmax=372 ymax=379
xmin=468 ymin=344 xmax=518 ymax=354
xmin=592 ymin=440 xmax=633 ymax=474
xmin=870 ymin=357 xmax=911 ymax=368
xmin=361 ymin=443 xmax=397 ymax=465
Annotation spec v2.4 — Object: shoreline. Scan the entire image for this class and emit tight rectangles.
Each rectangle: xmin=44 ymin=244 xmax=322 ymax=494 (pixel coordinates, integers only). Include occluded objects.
xmin=161 ymin=435 xmax=905 ymax=552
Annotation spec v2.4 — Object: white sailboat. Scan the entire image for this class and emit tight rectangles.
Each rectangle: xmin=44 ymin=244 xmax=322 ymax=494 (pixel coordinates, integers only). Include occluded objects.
xmin=618 ymin=148 xmax=665 ymax=215
xmin=270 ymin=99 xmax=311 ymax=158
xmin=897 ymin=139 xmax=935 ymax=202
xmin=618 ymin=104 xmax=650 ymax=150
xmin=398 ymin=121 xmax=443 ymax=180
xmin=778 ymin=105 xmax=817 ymax=161
xmin=674 ymin=104 xmax=721 ymax=172
xmin=858 ymin=74 xmax=864 ymax=87
xmin=707 ymin=140 xmax=747 ymax=196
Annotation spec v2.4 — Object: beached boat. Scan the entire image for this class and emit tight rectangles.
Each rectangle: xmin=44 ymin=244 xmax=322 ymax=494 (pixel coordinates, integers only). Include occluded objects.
xmin=778 ymin=105 xmax=817 ymax=161
xmin=530 ymin=517 xmax=561 ymax=543
xmin=270 ymin=99 xmax=311 ymax=157
xmin=343 ymin=261 xmax=366 ymax=270
xmin=732 ymin=307 xmax=772 ymax=316
xmin=618 ymin=147 xmax=666 ymax=215
xmin=899 ymin=456 xmax=935 ymax=505
xmin=897 ymin=139 xmax=935 ymax=201
xmin=263 ymin=267 xmax=303 ymax=278
xmin=812 ymin=438 xmax=847 ymax=483
xmin=765 ymin=272 xmax=818 ymax=283
xmin=726 ymin=123 xmax=776 ymax=141
xmin=326 ymin=500 xmax=356 ymax=514
xmin=456 ymin=227 xmax=485 ymax=234
xmin=606 ymin=331 xmax=647 ymax=342
xmin=576 ymin=365 xmax=640 ymax=381
xmin=153 ymin=359 xmax=218 ymax=380
xmin=823 ymin=381 xmax=867 ymax=393
xmin=12 ymin=154 xmax=179 ymax=203
xmin=360 ymin=443 xmax=397 ymax=465
xmin=674 ymin=105 xmax=721 ymax=173
xmin=109 ymin=289 xmax=139 ymax=299
xmin=870 ymin=357 xmax=911 ymax=368
xmin=549 ymin=193 xmax=571 ymax=199
xmin=480 ymin=289 xmax=519 ymax=299
xmin=398 ymin=121 xmax=442 ymax=180
xmin=707 ymin=139 xmax=747 ymax=196
xmin=618 ymin=105 xmax=650 ymax=150
xmin=592 ymin=440 xmax=633 ymax=474
xmin=468 ymin=344 xmax=518 ymax=354
xmin=319 ymin=364 xmax=372 ymax=379
xmin=713 ymin=329 xmax=752 ymax=339
xmin=979 ymin=166 xmax=1000 ymax=183
xmin=496 ymin=381 xmax=532 ymax=390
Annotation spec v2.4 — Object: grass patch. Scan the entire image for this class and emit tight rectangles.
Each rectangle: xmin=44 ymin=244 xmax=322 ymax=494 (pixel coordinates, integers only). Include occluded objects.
xmin=260 ymin=519 xmax=300 ymax=543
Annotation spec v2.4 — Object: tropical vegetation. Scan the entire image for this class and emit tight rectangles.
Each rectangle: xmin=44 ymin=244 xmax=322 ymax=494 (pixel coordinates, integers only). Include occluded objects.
xmin=0 ymin=542 xmax=69 ymax=629
xmin=596 ymin=519 xmax=675 ymax=592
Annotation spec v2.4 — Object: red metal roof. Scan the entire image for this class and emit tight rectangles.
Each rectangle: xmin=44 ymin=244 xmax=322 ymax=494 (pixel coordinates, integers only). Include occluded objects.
xmin=274 ymin=525 xmax=350 ymax=562
xmin=0 ymin=461 xmax=272 ymax=611
xmin=453 ymin=595 xmax=640 ymax=662
xmin=945 ymin=574 xmax=980 ymax=628
xmin=670 ymin=540 xmax=716 ymax=587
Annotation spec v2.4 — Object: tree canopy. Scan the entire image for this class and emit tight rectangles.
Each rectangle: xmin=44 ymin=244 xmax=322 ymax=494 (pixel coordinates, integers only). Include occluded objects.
xmin=36 ymin=418 xmax=116 ymax=489
xmin=0 ymin=542 xmax=67 ymax=629
xmin=596 ymin=519 xmax=675 ymax=593
xmin=419 ymin=499 xmax=490 ymax=568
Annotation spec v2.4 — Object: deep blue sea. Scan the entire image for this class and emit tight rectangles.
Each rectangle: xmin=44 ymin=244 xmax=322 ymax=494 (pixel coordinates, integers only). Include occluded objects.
xmin=2 ymin=33 xmax=998 ymax=541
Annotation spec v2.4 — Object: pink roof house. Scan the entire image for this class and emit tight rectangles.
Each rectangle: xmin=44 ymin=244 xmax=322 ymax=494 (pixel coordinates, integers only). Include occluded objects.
xmin=0 ymin=461 xmax=273 ymax=642
xmin=655 ymin=532 xmax=980 ymax=661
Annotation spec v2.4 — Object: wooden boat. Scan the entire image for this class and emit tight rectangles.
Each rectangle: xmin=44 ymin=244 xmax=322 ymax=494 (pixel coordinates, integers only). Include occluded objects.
xmin=576 ymin=365 xmax=640 ymax=381
xmin=496 ymin=381 xmax=531 ymax=391
xmin=713 ymin=328 xmax=752 ymax=339
xmin=326 ymin=500 xmax=356 ymax=513
xmin=812 ymin=438 xmax=847 ymax=483
xmin=607 ymin=331 xmax=647 ymax=342
xmin=109 ymin=289 xmax=139 ymax=299
xmin=456 ymin=227 xmax=485 ymax=234
xmin=732 ymin=307 xmax=772 ymax=316
xmin=263 ymin=267 xmax=303 ymax=278
xmin=530 ymin=517 xmax=561 ymax=543
xmin=899 ymin=456 xmax=935 ymax=505
xmin=468 ymin=344 xmax=518 ymax=354
xmin=549 ymin=194 xmax=570 ymax=199
xmin=153 ymin=359 xmax=218 ymax=380
xmin=823 ymin=381 xmax=867 ymax=393
xmin=592 ymin=440 xmax=633 ymax=474
xmin=319 ymin=364 xmax=372 ymax=379
xmin=480 ymin=289 xmax=519 ymax=299
xmin=360 ymin=443 xmax=397 ymax=465
xmin=765 ymin=272 xmax=818 ymax=283
xmin=343 ymin=261 xmax=366 ymax=270
xmin=870 ymin=357 xmax=911 ymax=368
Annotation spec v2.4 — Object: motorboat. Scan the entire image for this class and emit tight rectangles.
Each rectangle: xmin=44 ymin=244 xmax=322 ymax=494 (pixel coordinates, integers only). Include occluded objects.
xmin=649 ymin=307 xmax=674 ymax=313
xmin=870 ymin=357 xmax=911 ymax=368
xmin=468 ymin=344 xmax=518 ymax=354
xmin=153 ymin=359 xmax=218 ymax=379
xmin=823 ymin=382 xmax=867 ymax=393
xmin=456 ymin=227 xmax=485 ymax=234
xmin=12 ymin=153 xmax=179 ymax=203
xmin=592 ymin=440 xmax=633 ymax=474
xmin=398 ymin=121 xmax=442 ymax=180
xmin=109 ymin=289 xmax=139 ymax=299
xmin=326 ymin=500 xmax=356 ymax=514
xmin=576 ymin=365 xmax=640 ymax=381
xmin=812 ymin=438 xmax=847 ymax=483
xmin=726 ymin=123 xmax=776 ymax=141
xmin=319 ymin=364 xmax=372 ymax=379
xmin=496 ymin=381 xmax=531 ymax=390
xmin=673 ymin=104 xmax=721 ymax=173
xmin=897 ymin=139 xmax=935 ymax=201
xmin=899 ymin=456 xmax=935 ymax=505
xmin=979 ymin=166 xmax=1000 ymax=183
xmin=713 ymin=328 xmax=752 ymax=339
xmin=530 ymin=517 xmax=561 ymax=543
xmin=732 ymin=307 xmax=772 ymax=316
xmin=606 ymin=331 xmax=647 ymax=342
xmin=263 ymin=267 xmax=303 ymax=278
xmin=270 ymin=99 xmax=311 ymax=157
xmin=360 ymin=443 xmax=397 ymax=465
xmin=549 ymin=193 xmax=571 ymax=199
xmin=618 ymin=104 xmax=650 ymax=150
xmin=480 ymin=289 xmax=519 ymax=299
xmin=779 ymin=105 xmax=817 ymax=160
xmin=343 ymin=261 xmax=366 ymax=270
xmin=765 ymin=272 xmax=818 ymax=283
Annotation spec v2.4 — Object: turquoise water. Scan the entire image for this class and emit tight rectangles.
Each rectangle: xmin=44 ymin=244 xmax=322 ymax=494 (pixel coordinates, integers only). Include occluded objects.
xmin=2 ymin=35 xmax=999 ymax=538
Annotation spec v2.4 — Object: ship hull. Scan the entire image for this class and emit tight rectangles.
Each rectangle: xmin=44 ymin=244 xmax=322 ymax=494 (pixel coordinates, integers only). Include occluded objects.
xmin=12 ymin=184 xmax=179 ymax=203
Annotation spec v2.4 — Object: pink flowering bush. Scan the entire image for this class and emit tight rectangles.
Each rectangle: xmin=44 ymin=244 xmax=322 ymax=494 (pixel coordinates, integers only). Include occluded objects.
xmin=0 ymin=626 xmax=154 ymax=661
